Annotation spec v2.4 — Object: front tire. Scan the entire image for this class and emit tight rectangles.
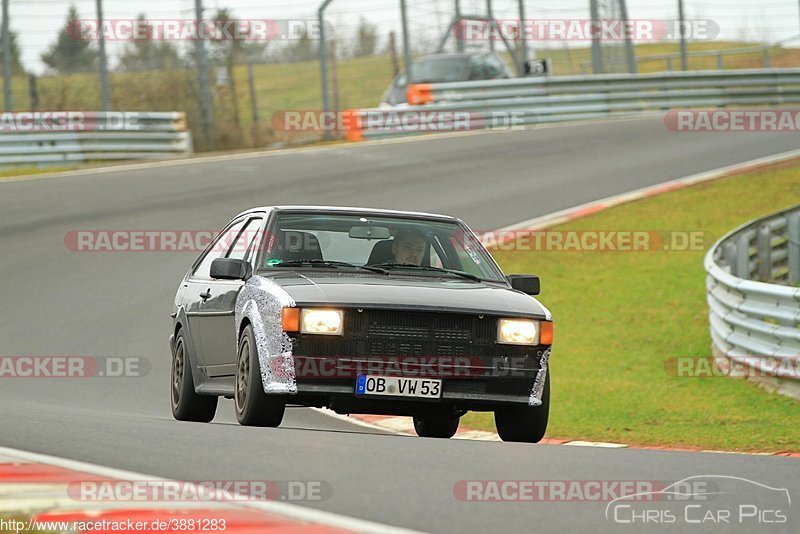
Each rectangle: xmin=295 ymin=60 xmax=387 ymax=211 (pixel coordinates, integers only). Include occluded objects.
xmin=235 ymin=325 xmax=285 ymax=427
xmin=171 ymin=329 xmax=218 ymax=422
xmin=494 ymin=372 xmax=550 ymax=443
xmin=413 ymin=415 xmax=460 ymax=438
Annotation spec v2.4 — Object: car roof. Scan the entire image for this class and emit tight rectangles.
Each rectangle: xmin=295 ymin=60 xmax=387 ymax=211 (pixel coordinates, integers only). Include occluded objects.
xmin=234 ymin=205 xmax=460 ymax=223
xmin=417 ymin=53 xmax=489 ymax=62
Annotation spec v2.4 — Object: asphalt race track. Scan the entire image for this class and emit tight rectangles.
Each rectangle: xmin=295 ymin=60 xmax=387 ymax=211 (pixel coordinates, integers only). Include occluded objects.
xmin=1 ymin=117 xmax=798 ymax=533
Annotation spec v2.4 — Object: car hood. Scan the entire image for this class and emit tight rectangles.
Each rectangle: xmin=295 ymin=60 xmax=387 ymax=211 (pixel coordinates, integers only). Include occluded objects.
xmin=256 ymin=272 xmax=550 ymax=319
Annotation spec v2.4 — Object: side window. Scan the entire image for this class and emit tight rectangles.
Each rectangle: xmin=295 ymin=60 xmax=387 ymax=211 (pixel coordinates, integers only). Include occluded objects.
xmin=468 ymin=56 xmax=487 ymax=80
xmin=485 ymin=55 xmax=503 ymax=78
xmin=192 ymin=219 xmax=246 ymax=279
xmin=227 ymin=218 xmax=263 ymax=262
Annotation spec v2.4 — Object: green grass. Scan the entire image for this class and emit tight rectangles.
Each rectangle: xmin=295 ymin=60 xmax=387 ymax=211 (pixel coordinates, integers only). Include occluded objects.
xmin=461 ymin=161 xmax=800 ymax=453
xmin=0 ymin=166 xmax=80 ymax=180
xmin=535 ymin=40 xmax=798 ymax=75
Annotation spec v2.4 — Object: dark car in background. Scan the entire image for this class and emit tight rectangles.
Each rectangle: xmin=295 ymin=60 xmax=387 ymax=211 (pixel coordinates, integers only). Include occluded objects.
xmin=380 ymin=52 xmax=514 ymax=107
xmin=170 ymin=206 xmax=553 ymax=442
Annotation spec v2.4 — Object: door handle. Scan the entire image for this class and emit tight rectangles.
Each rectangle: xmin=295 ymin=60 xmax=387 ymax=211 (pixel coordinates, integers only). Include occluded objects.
xmin=200 ymin=289 xmax=212 ymax=301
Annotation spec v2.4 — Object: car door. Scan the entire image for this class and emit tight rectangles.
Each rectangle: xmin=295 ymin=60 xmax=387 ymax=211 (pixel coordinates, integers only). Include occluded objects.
xmin=183 ymin=217 xmax=247 ymax=370
xmin=195 ymin=215 xmax=265 ymax=377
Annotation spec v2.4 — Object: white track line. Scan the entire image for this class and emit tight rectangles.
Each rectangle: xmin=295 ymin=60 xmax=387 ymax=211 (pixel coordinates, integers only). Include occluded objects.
xmin=0 ymin=446 xmax=424 ymax=534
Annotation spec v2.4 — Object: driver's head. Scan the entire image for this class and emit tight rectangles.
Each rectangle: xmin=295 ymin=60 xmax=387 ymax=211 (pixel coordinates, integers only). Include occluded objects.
xmin=392 ymin=229 xmax=427 ymax=266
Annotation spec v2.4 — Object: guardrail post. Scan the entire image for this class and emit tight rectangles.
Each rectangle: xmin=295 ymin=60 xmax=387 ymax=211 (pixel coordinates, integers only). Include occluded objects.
xmin=722 ymin=242 xmax=737 ymax=276
xmin=737 ymin=233 xmax=751 ymax=278
xmin=789 ymin=212 xmax=800 ymax=284
xmin=1 ymin=0 xmax=10 ymax=111
xmin=757 ymin=225 xmax=772 ymax=282
xmin=666 ymin=57 xmax=673 ymax=71
xmin=763 ymin=48 xmax=771 ymax=68
xmin=716 ymin=52 xmax=724 ymax=70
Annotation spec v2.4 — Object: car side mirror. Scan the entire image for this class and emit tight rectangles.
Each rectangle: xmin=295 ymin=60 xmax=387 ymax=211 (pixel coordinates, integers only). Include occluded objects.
xmin=210 ymin=258 xmax=252 ymax=281
xmin=507 ymin=274 xmax=540 ymax=295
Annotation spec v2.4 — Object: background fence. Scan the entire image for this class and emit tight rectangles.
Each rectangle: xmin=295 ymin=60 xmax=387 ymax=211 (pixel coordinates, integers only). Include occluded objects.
xmin=705 ymin=204 xmax=800 ymax=400
xmin=2 ymin=0 xmax=800 ymax=153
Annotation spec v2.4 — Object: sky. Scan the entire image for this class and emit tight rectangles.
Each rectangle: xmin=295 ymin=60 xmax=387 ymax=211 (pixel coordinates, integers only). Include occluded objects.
xmin=11 ymin=0 xmax=800 ymax=74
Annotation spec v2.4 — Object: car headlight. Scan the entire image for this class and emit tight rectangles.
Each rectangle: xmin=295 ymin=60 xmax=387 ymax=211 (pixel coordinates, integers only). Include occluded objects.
xmin=282 ymin=308 xmax=344 ymax=335
xmin=497 ymin=318 xmax=539 ymax=345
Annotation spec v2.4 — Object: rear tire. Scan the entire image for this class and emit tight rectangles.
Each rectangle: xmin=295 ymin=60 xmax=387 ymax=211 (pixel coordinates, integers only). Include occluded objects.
xmin=413 ymin=415 xmax=460 ymax=438
xmin=494 ymin=372 xmax=550 ymax=443
xmin=235 ymin=324 xmax=285 ymax=427
xmin=171 ymin=329 xmax=218 ymax=422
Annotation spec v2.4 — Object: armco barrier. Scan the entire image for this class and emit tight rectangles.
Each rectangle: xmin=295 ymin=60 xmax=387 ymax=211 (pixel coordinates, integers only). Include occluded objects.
xmin=346 ymin=68 xmax=800 ymax=140
xmin=0 ymin=111 xmax=192 ymax=166
xmin=705 ymin=204 xmax=800 ymax=399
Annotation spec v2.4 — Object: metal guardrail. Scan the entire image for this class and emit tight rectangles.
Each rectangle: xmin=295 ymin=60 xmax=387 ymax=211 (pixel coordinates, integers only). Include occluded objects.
xmin=0 ymin=111 xmax=193 ymax=167
xmin=346 ymin=69 xmax=800 ymax=140
xmin=705 ymin=204 xmax=800 ymax=399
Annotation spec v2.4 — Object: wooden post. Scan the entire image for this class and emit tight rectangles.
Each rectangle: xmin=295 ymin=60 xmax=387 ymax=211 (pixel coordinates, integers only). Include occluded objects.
xmin=247 ymin=62 xmax=260 ymax=146
xmin=328 ymin=40 xmax=339 ymax=112
xmin=389 ymin=31 xmax=400 ymax=77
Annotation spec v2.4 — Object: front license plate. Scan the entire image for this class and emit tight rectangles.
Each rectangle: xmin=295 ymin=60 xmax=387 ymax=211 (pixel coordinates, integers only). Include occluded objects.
xmin=356 ymin=375 xmax=442 ymax=399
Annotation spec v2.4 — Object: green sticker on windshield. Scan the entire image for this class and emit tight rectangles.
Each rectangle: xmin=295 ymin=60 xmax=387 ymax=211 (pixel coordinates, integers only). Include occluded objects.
xmin=266 ymin=258 xmax=283 ymax=266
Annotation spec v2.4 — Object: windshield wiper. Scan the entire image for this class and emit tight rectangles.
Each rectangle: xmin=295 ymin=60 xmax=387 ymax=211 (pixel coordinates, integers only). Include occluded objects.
xmin=273 ymin=259 xmax=388 ymax=275
xmin=370 ymin=263 xmax=483 ymax=282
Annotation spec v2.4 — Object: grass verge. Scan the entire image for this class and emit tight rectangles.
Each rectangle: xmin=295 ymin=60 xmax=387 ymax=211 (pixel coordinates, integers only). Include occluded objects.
xmin=461 ymin=161 xmax=800 ymax=453
xmin=0 ymin=166 xmax=80 ymax=181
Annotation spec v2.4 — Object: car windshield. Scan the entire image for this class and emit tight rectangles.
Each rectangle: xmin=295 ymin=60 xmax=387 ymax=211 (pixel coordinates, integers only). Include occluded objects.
xmin=259 ymin=212 xmax=506 ymax=282
xmin=408 ymin=57 xmax=469 ymax=83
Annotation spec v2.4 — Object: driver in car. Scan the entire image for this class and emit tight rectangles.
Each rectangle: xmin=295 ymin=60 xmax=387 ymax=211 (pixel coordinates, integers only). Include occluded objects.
xmin=391 ymin=229 xmax=428 ymax=266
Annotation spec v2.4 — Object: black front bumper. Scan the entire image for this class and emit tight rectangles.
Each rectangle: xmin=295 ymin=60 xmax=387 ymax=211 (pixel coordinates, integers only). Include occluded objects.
xmin=285 ymin=308 xmax=549 ymax=414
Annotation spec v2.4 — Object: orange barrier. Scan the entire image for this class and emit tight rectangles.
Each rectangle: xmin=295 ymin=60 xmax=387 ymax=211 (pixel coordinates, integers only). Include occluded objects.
xmin=342 ymin=109 xmax=363 ymax=141
xmin=406 ymin=83 xmax=433 ymax=105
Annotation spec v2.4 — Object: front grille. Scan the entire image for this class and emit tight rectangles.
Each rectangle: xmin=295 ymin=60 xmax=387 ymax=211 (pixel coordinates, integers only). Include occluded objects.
xmin=291 ymin=308 xmax=542 ymax=371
